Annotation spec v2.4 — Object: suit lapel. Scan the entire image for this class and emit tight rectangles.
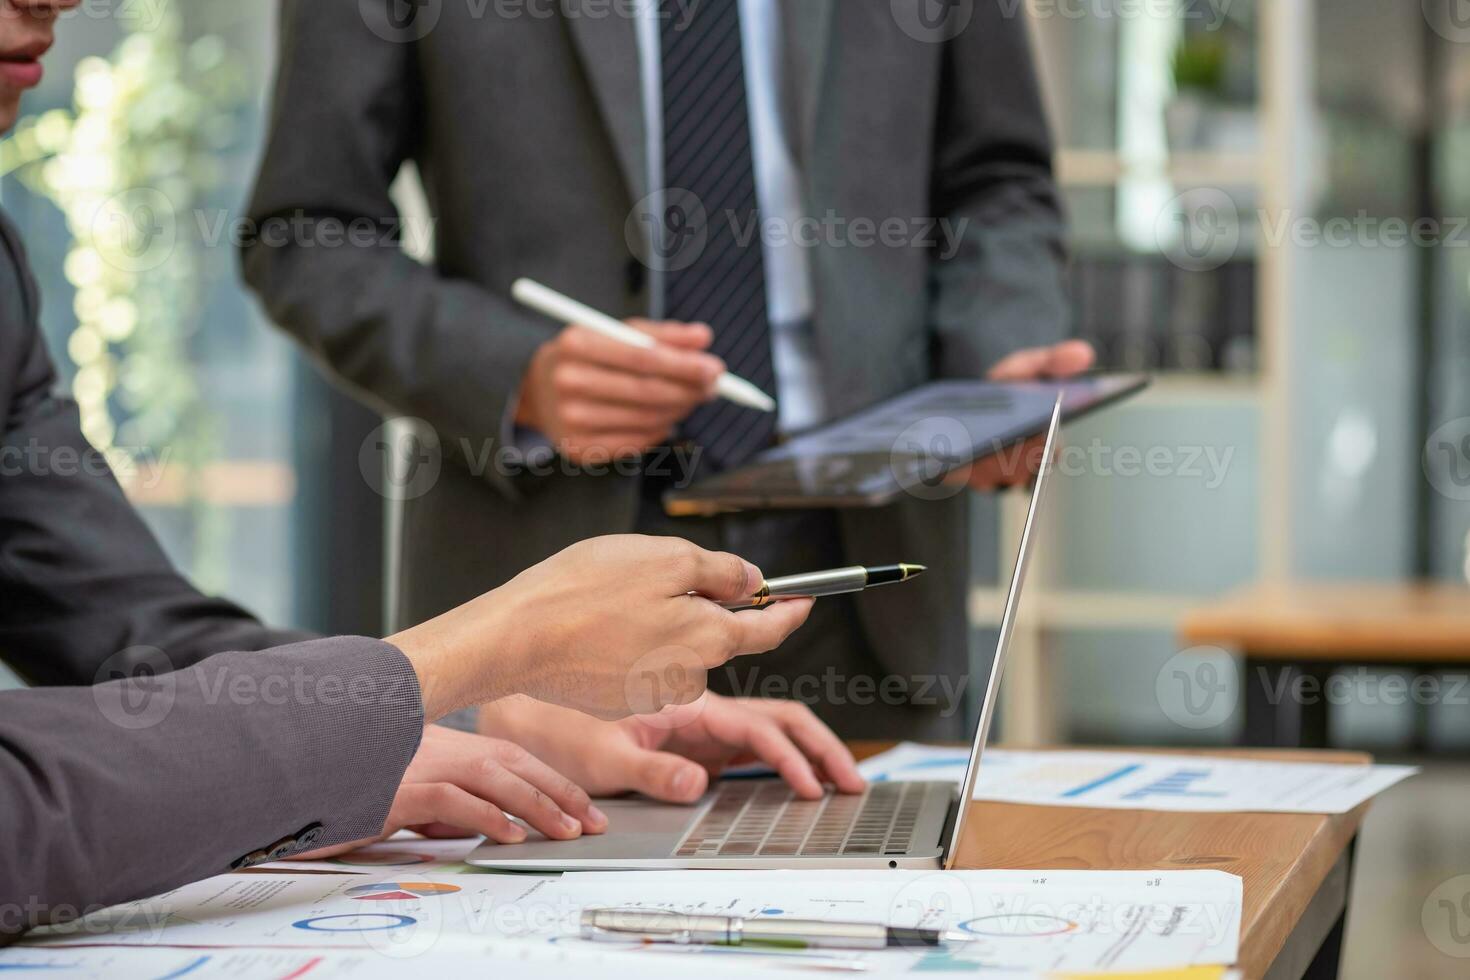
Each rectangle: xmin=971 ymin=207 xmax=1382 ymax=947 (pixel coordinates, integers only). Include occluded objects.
xmin=563 ymin=3 xmax=647 ymax=206
xmin=779 ymin=0 xmax=834 ymax=168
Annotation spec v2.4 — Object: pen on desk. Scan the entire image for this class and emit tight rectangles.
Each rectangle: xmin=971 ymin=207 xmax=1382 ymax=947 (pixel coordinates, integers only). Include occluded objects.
xmin=722 ymin=563 xmax=926 ymax=610
xmin=580 ymin=908 xmax=966 ymax=951
xmin=510 ymin=278 xmax=776 ymax=413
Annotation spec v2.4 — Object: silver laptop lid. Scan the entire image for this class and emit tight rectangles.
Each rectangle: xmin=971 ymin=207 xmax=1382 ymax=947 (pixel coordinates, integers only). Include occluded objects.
xmin=941 ymin=394 xmax=1063 ymax=870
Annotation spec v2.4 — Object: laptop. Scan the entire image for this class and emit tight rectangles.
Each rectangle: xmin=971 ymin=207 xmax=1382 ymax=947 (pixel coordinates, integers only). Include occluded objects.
xmin=466 ymin=395 xmax=1062 ymax=873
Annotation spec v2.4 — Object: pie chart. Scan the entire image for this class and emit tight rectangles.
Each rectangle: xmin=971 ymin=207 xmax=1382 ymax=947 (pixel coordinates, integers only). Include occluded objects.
xmin=345 ymin=881 xmax=462 ymax=902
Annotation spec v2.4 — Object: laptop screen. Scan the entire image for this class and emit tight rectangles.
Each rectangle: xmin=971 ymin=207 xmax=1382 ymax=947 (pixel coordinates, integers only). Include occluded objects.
xmin=942 ymin=394 xmax=1064 ymax=869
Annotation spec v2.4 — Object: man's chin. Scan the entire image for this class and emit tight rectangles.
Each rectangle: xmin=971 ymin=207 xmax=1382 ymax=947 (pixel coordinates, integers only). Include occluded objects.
xmin=0 ymin=98 xmax=18 ymax=137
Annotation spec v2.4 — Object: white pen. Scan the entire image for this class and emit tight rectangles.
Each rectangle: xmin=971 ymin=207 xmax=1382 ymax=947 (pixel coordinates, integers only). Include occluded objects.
xmin=511 ymin=278 xmax=776 ymax=413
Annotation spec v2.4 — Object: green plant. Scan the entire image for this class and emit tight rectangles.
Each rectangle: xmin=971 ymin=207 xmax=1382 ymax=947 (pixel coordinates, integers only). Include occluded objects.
xmin=1172 ymin=35 xmax=1227 ymax=97
xmin=0 ymin=0 xmax=250 ymax=584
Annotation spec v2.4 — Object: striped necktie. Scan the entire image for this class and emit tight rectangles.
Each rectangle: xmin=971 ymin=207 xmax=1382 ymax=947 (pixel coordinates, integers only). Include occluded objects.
xmin=661 ymin=0 xmax=777 ymax=472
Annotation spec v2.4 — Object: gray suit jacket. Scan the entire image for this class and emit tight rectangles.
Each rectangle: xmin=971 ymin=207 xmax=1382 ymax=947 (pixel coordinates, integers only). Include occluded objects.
xmin=242 ymin=0 xmax=1068 ymax=693
xmin=0 ymin=211 xmax=423 ymax=936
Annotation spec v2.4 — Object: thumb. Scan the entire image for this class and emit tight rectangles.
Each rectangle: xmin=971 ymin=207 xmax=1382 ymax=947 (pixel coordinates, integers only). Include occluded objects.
xmin=685 ymin=548 xmax=763 ymax=604
xmin=616 ymin=743 xmax=710 ymax=803
xmin=1045 ymin=340 xmax=1096 ymax=378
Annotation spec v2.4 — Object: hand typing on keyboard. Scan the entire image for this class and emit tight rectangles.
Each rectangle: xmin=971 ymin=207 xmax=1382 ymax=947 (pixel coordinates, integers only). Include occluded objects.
xmin=479 ymin=692 xmax=867 ymax=803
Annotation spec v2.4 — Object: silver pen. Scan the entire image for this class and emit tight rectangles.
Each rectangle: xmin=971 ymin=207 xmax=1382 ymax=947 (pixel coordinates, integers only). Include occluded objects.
xmin=721 ymin=563 xmax=926 ymax=611
xmin=580 ymin=908 xmax=961 ymax=950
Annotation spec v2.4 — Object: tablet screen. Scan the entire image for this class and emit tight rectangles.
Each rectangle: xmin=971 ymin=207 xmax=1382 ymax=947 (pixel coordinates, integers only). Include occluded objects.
xmin=663 ymin=375 xmax=1148 ymax=513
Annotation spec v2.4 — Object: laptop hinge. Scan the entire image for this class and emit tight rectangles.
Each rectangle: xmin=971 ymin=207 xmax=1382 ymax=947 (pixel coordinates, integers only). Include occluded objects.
xmin=937 ymin=785 xmax=961 ymax=865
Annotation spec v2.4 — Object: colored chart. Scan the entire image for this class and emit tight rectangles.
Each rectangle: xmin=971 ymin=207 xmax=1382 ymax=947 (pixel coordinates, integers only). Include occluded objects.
xmin=870 ymin=755 xmax=968 ymax=782
xmin=344 ymin=881 xmax=461 ymax=902
xmin=1122 ymin=769 xmax=1229 ymax=801
xmin=959 ymin=913 xmax=1078 ymax=937
xmin=291 ymin=913 xmax=416 ymax=932
xmin=331 ymin=850 xmax=437 ymax=867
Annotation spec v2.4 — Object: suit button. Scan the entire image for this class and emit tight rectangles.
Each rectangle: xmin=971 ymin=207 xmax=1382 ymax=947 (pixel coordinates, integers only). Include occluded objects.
xmin=296 ymin=823 xmax=325 ymax=848
xmin=626 ymin=258 xmax=646 ymax=296
xmin=267 ymin=838 xmax=298 ymax=860
xmin=231 ymin=849 xmax=270 ymax=871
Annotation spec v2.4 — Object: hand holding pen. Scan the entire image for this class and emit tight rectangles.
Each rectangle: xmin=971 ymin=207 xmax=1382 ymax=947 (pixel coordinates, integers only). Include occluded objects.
xmin=510 ymin=279 xmax=774 ymax=464
xmin=723 ymin=563 xmax=927 ymax=610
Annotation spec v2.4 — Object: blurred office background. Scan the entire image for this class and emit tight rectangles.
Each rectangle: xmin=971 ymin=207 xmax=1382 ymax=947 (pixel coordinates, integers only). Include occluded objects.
xmin=2 ymin=1 xmax=1469 ymax=976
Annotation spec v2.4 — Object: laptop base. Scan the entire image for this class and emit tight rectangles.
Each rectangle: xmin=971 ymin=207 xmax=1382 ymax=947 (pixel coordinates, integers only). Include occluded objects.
xmin=466 ymin=778 xmax=954 ymax=872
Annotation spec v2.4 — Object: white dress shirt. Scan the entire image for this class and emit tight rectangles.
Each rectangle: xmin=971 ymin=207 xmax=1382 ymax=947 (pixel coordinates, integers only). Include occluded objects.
xmin=636 ymin=0 xmax=825 ymax=433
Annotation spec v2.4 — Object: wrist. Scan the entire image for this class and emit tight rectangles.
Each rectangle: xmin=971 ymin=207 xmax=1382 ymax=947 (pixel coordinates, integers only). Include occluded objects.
xmin=514 ymin=343 xmax=553 ymax=429
xmin=388 ymin=589 xmax=528 ymax=722
xmin=388 ymin=628 xmax=455 ymax=723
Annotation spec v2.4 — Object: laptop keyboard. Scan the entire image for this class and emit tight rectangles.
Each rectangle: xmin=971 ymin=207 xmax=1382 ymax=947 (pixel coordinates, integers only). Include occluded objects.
xmin=674 ymin=781 xmax=924 ymax=858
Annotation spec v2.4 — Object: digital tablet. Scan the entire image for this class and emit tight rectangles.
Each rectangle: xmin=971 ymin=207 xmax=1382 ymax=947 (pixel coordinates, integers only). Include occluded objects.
xmin=662 ymin=374 xmax=1149 ymax=514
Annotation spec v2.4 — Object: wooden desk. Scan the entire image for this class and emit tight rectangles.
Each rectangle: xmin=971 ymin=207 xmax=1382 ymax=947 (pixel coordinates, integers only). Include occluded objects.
xmin=852 ymin=743 xmax=1372 ymax=980
xmin=1180 ymin=581 xmax=1470 ymax=747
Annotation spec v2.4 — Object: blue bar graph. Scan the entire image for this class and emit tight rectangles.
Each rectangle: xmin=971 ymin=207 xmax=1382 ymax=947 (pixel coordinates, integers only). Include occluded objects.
xmin=1122 ymin=768 xmax=1228 ymax=801
xmin=1061 ymin=764 xmax=1144 ymax=798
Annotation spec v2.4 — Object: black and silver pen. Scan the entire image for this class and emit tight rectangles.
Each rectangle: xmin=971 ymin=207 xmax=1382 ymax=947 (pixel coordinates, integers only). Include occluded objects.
xmin=580 ymin=908 xmax=962 ymax=950
xmin=722 ymin=563 xmax=926 ymax=610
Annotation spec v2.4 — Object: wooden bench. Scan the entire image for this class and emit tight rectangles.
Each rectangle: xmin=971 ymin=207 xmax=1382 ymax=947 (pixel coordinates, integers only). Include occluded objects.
xmin=1179 ymin=581 xmax=1470 ymax=747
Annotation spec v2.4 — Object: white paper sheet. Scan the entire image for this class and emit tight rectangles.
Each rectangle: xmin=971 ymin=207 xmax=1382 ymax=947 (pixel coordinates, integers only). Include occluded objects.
xmin=21 ymin=873 xmax=557 ymax=954
xmin=554 ymin=869 xmax=1241 ymax=974
xmin=859 ymin=743 xmax=1417 ymax=814
xmin=254 ymin=835 xmax=485 ymax=874
xmin=23 ymin=868 xmax=1240 ymax=975
xmin=0 ymin=943 xmax=842 ymax=979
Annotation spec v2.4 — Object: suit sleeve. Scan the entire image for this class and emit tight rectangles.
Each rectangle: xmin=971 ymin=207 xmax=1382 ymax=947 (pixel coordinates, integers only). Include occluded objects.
xmin=0 ymin=637 xmax=424 ymax=935
xmin=240 ymin=0 xmax=545 ymax=500
xmin=0 ymin=312 xmax=308 ymax=688
xmin=927 ymin=6 xmax=1071 ymax=376
xmin=0 ymin=218 xmax=426 ymax=935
